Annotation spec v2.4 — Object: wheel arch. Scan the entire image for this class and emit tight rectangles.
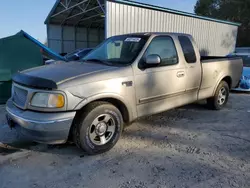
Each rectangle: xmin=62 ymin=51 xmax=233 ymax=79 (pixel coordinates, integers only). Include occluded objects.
xmin=213 ymin=75 xmax=232 ymax=96
xmin=222 ymin=76 xmax=232 ymax=89
xmin=74 ymin=94 xmax=134 ymax=124
xmin=93 ymin=98 xmax=130 ymax=124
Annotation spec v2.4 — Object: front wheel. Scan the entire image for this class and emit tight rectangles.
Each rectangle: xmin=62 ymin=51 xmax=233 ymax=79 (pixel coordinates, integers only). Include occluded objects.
xmin=207 ymin=81 xmax=229 ymax=110
xmin=73 ymin=102 xmax=123 ymax=155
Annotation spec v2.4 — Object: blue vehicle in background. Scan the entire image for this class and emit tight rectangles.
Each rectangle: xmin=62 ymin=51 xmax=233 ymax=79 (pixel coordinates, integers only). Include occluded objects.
xmin=229 ymin=51 xmax=250 ymax=91
xmin=64 ymin=48 xmax=93 ymax=61
xmin=45 ymin=48 xmax=93 ymax=64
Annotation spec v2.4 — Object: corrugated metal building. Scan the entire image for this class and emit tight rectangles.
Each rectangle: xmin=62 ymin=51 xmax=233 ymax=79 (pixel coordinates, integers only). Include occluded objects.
xmin=45 ymin=0 xmax=241 ymax=56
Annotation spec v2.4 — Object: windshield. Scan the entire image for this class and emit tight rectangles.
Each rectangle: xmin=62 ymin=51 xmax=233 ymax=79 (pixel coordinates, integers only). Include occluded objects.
xmin=82 ymin=35 xmax=149 ymax=65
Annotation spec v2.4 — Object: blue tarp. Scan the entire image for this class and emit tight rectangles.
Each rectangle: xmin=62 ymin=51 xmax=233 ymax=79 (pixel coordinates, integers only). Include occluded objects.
xmin=239 ymin=68 xmax=250 ymax=89
xmin=18 ymin=30 xmax=65 ymax=61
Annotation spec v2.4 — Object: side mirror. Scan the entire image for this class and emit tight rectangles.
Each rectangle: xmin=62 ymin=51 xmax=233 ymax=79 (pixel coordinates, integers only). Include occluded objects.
xmin=145 ymin=54 xmax=161 ymax=65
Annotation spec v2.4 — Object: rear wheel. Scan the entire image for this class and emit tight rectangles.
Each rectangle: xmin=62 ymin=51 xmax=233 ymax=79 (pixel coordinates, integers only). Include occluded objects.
xmin=207 ymin=81 xmax=229 ymax=110
xmin=73 ymin=102 xmax=123 ymax=155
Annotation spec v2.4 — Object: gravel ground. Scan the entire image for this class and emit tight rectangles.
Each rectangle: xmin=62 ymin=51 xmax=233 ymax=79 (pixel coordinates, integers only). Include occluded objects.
xmin=0 ymin=93 xmax=250 ymax=188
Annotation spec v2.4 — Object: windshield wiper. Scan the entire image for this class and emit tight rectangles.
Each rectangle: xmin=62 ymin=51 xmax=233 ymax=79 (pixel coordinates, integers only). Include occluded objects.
xmin=83 ymin=58 xmax=112 ymax=66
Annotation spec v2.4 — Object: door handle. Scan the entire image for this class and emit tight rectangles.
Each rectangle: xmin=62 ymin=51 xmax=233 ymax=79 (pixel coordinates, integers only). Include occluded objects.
xmin=177 ymin=71 xmax=185 ymax=78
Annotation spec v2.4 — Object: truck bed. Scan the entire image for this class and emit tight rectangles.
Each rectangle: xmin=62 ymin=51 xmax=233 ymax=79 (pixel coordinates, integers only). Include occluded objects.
xmin=198 ymin=56 xmax=243 ymax=100
xmin=201 ymin=56 xmax=241 ymax=62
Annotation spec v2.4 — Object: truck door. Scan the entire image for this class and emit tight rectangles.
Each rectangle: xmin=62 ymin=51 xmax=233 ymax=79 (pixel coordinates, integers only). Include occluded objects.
xmin=134 ymin=35 xmax=187 ymax=117
xmin=178 ymin=36 xmax=202 ymax=102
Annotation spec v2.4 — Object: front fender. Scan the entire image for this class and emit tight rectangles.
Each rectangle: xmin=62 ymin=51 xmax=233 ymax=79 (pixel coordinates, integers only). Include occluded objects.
xmin=74 ymin=93 xmax=136 ymax=122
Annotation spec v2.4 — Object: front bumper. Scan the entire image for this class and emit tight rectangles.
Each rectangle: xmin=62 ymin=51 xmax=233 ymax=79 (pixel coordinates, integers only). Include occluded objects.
xmin=6 ymin=99 xmax=76 ymax=144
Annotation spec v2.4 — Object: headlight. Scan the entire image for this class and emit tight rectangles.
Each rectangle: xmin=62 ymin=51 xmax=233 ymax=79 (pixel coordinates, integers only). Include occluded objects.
xmin=31 ymin=93 xmax=65 ymax=108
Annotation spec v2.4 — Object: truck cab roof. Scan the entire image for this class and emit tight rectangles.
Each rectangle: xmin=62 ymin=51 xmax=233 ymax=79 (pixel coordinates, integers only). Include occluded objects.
xmin=117 ymin=32 xmax=192 ymax=38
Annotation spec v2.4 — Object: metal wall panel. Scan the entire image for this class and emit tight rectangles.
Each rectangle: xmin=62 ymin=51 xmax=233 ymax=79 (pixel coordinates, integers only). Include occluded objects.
xmin=47 ymin=24 xmax=104 ymax=53
xmin=62 ymin=26 xmax=75 ymax=53
xmin=106 ymin=1 xmax=238 ymax=56
xmin=47 ymin=25 xmax=62 ymax=53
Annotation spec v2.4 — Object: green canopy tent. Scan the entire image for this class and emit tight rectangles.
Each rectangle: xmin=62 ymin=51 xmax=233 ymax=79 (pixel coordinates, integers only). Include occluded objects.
xmin=0 ymin=30 xmax=64 ymax=104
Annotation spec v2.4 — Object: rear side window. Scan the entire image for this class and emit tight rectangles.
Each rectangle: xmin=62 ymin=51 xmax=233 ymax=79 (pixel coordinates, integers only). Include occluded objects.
xmin=179 ymin=36 xmax=197 ymax=63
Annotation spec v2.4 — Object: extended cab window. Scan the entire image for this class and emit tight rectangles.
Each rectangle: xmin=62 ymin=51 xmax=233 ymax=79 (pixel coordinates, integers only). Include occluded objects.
xmin=145 ymin=36 xmax=178 ymax=66
xmin=179 ymin=36 xmax=197 ymax=63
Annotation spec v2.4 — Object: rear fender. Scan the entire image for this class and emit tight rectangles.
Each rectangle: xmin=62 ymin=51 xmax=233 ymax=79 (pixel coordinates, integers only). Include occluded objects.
xmin=212 ymin=74 xmax=231 ymax=96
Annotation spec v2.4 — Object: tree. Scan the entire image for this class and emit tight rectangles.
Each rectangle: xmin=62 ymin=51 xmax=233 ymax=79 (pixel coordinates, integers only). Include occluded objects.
xmin=194 ymin=0 xmax=250 ymax=47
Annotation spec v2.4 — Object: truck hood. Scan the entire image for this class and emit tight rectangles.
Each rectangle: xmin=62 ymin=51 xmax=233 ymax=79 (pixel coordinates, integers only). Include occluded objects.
xmin=13 ymin=61 xmax=118 ymax=89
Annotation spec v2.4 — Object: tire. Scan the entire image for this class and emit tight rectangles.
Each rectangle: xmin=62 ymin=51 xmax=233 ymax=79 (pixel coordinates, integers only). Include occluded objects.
xmin=207 ymin=81 xmax=229 ymax=110
xmin=73 ymin=101 xmax=123 ymax=155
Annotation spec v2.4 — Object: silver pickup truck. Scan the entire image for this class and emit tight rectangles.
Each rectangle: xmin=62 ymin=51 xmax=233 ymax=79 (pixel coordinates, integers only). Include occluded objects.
xmin=6 ymin=33 xmax=243 ymax=154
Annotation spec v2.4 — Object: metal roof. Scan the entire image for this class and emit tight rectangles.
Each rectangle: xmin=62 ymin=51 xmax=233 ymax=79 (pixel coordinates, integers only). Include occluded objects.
xmin=112 ymin=32 xmax=192 ymax=37
xmin=45 ymin=0 xmax=241 ymax=27
xmin=117 ymin=0 xmax=241 ymax=26
xmin=45 ymin=0 xmax=105 ymax=28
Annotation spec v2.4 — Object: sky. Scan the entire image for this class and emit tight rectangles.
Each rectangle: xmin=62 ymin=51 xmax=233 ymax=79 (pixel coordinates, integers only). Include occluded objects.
xmin=0 ymin=0 xmax=197 ymax=42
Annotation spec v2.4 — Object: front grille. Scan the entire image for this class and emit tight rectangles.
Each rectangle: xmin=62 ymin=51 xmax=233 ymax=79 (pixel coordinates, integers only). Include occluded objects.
xmin=12 ymin=86 xmax=28 ymax=108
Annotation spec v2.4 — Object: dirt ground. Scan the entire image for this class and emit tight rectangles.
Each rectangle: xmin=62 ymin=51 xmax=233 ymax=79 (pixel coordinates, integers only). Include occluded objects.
xmin=0 ymin=93 xmax=250 ymax=188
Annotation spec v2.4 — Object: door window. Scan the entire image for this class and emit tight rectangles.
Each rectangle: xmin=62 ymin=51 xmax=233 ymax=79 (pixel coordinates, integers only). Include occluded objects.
xmin=145 ymin=36 xmax=178 ymax=66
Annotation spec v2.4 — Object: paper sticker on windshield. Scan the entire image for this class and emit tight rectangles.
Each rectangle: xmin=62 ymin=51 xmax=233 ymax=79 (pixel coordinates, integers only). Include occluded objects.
xmin=125 ymin=38 xmax=141 ymax=42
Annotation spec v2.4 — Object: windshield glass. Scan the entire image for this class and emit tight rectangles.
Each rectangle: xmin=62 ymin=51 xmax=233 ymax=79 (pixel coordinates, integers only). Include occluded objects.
xmin=82 ymin=35 xmax=149 ymax=65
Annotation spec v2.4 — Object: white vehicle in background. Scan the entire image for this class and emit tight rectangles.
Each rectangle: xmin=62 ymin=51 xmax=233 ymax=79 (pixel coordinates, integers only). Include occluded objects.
xmin=230 ymin=52 xmax=250 ymax=91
